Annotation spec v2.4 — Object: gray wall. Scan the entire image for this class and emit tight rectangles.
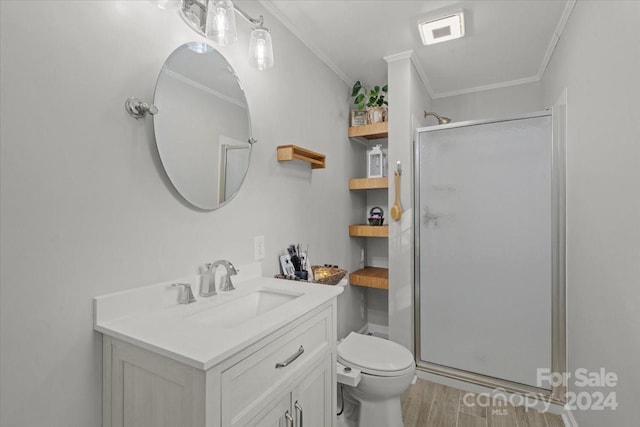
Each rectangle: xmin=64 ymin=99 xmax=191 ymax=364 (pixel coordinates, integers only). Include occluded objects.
xmin=430 ymin=81 xmax=543 ymax=123
xmin=0 ymin=1 xmax=366 ymax=425
xmin=541 ymin=1 xmax=640 ymax=425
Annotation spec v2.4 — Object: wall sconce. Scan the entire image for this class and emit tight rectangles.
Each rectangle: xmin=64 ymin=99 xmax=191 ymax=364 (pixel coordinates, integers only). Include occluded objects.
xmin=180 ymin=0 xmax=274 ymax=70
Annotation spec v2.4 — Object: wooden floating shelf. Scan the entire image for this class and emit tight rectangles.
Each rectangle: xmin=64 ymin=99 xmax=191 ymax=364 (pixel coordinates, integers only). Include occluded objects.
xmin=349 ymin=177 xmax=389 ymax=190
xmin=350 ymin=267 xmax=388 ymax=289
xmin=348 ymin=122 xmax=388 ymax=140
xmin=277 ymin=145 xmax=326 ymax=169
xmin=349 ymin=224 xmax=389 ymax=238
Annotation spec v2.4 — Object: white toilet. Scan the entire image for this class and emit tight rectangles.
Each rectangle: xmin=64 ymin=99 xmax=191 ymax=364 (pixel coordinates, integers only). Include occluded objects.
xmin=337 ymin=332 xmax=415 ymax=427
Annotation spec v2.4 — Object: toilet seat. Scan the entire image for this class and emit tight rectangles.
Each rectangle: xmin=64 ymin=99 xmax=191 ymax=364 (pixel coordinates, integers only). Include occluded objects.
xmin=337 ymin=332 xmax=415 ymax=377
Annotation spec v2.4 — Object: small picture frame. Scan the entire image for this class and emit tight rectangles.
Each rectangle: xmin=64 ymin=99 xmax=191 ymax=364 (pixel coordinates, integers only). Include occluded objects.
xmin=351 ymin=110 xmax=368 ymax=127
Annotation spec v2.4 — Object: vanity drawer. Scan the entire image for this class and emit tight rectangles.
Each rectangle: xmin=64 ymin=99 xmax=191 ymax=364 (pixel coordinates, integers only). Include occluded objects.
xmin=220 ymin=307 xmax=331 ymax=426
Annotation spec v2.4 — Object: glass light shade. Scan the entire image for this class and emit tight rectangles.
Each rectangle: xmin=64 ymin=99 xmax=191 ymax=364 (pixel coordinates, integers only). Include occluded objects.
xmin=248 ymin=27 xmax=274 ymax=70
xmin=206 ymin=0 xmax=237 ymax=46
xmin=156 ymin=0 xmax=179 ymax=10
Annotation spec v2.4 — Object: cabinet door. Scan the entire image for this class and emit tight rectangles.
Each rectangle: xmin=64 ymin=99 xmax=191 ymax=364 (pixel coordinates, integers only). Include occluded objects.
xmin=292 ymin=355 xmax=333 ymax=427
xmin=107 ymin=338 xmax=204 ymax=427
xmin=246 ymin=393 xmax=291 ymax=427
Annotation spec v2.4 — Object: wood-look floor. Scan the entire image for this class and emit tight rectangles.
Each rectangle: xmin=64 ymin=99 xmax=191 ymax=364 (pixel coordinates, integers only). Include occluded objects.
xmin=401 ymin=379 xmax=564 ymax=427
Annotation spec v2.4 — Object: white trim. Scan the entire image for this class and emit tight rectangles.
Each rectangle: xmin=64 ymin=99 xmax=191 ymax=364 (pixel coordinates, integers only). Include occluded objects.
xmin=356 ymin=323 xmax=369 ymax=335
xmin=366 ymin=323 xmax=389 ymax=336
xmin=355 ymin=322 xmax=389 ymax=336
xmin=164 ymin=67 xmax=247 ymax=109
xmin=260 ymin=0 xmax=576 ymax=101
xmin=537 ymin=0 xmax=577 ymax=79
xmin=431 ymin=75 xmax=540 ymax=99
xmin=562 ymin=410 xmax=579 ymax=427
xmin=383 ymin=50 xmax=414 ymax=63
xmin=383 ymin=50 xmax=435 ymax=98
xmin=258 ymin=0 xmax=353 ymax=87
xmin=409 ymin=53 xmax=435 ymax=98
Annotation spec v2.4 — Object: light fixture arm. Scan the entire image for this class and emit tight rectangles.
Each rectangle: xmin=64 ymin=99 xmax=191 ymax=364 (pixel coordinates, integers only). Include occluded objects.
xmin=179 ymin=0 xmax=274 ymax=70
xmin=233 ymin=5 xmax=263 ymax=27
xmin=181 ymin=0 xmax=264 ymax=34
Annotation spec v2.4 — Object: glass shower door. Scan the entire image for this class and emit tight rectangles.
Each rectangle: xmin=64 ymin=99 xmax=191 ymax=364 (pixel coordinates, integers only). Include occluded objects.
xmin=416 ymin=113 xmax=553 ymax=389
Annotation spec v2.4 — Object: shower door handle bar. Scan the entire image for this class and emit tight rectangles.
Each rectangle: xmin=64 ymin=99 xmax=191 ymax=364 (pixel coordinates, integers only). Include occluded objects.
xmin=275 ymin=345 xmax=304 ymax=368
xmin=285 ymin=410 xmax=294 ymax=427
xmin=295 ymin=401 xmax=303 ymax=427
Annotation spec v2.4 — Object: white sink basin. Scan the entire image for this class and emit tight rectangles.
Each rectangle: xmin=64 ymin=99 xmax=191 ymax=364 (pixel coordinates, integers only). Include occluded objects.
xmin=187 ymin=289 xmax=302 ymax=328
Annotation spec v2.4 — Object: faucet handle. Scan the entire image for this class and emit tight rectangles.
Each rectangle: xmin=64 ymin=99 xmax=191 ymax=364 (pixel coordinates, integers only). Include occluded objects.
xmin=171 ymin=283 xmax=196 ymax=304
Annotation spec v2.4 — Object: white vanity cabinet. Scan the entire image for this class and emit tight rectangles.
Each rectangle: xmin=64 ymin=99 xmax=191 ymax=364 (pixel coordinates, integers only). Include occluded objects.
xmin=102 ymin=301 xmax=337 ymax=427
xmin=245 ymin=356 xmax=332 ymax=427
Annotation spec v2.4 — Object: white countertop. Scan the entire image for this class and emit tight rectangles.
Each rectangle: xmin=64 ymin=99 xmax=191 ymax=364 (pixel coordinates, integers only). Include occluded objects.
xmin=94 ymin=266 xmax=344 ymax=370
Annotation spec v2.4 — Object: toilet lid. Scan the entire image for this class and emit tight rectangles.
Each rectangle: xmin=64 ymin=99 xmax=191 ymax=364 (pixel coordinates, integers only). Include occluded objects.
xmin=337 ymin=332 xmax=415 ymax=376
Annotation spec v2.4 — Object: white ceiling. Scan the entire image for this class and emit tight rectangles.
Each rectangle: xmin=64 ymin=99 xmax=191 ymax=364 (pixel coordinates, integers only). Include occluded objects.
xmin=260 ymin=0 xmax=574 ymax=99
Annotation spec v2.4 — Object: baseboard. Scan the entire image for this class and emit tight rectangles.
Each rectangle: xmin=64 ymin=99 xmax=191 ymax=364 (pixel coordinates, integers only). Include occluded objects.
xmin=356 ymin=322 xmax=389 ymax=336
xmin=356 ymin=324 xmax=368 ymax=335
xmin=366 ymin=323 xmax=388 ymax=335
xmin=562 ymin=410 xmax=578 ymax=427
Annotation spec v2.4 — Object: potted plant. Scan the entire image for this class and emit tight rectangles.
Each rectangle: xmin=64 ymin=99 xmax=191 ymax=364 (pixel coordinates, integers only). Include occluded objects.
xmin=351 ymin=81 xmax=388 ymax=124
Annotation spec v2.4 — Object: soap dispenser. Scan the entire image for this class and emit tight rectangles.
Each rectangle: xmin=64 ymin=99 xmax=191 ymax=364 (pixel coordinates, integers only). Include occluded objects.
xmin=200 ymin=263 xmax=217 ymax=297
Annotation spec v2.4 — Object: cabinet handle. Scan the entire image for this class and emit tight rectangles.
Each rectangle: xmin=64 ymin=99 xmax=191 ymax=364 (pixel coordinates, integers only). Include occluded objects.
xmin=295 ymin=401 xmax=303 ymax=427
xmin=275 ymin=345 xmax=304 ymax=369
xmin=285 ymin=410 xmax=294 ymax=427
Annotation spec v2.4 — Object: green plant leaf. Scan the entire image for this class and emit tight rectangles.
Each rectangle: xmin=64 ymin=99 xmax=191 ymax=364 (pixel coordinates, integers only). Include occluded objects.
xmin=351 ymin=81 xmax=362 ymax=97
xmin=374 ymin=85 xmax=380 ymax=92
xmin=355 ymin=94 xmax=364 ymax=104
xmin=358 ymin=103 xmax=365 ymax=110
xmin=382 ymin=84 xmax=388 ymax=92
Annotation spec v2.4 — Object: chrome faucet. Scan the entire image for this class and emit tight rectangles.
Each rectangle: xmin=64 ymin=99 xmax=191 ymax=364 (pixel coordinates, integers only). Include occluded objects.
xmin=210 ymin=259 xmax=239 ymax=292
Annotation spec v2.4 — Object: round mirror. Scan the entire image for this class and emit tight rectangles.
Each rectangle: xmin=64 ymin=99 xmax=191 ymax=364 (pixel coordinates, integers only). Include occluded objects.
xmin=153 ymin=42 xmax=253 ymax=210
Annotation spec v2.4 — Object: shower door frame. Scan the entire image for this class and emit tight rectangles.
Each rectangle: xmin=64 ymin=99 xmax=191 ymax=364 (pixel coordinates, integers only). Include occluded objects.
xmin=413 ymin=110 xmax=567 ymax=403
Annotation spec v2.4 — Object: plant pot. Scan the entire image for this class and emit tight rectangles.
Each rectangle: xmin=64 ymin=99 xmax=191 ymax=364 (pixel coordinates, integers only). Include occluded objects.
xmin=367 ymin=106 xmax=387 ymax=124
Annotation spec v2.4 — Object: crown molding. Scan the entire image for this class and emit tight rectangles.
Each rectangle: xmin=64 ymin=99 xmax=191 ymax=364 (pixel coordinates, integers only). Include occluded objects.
xmin=164 ymin=67 xmax=247 ymax=109
xmin=536 ymin=0 xmax=576 ymax=79
xmin=431 ymin=75 xmax=541 ymax=99
xmin=409 ymin=52 xmax=435 ymax=99
xmin=258 ymin=0 xmax=354 ymax=87
xmin=258 ymin=0 xmax=576 ymax=100
xmin=383 ymin=50 xmax=414 ymax=63
xmin=384 ymin=50 xmax=435 ymax=98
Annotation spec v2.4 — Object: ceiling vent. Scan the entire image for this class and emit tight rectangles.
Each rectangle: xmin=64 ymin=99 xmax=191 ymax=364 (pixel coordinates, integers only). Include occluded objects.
xmin=418 ymin=12 xmax=465 ymax=46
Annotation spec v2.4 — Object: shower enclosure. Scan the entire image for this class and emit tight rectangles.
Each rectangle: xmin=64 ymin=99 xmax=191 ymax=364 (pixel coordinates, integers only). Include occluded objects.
xmin=414 ymin=111 xmax=565 ymax=401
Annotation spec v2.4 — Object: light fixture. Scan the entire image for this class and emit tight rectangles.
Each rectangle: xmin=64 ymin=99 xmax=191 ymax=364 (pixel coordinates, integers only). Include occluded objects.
xmin=418 ymin=12 xmax=465 ymax=46
xmin=248 ymin=26 xmax=274 ymax=70
xmin=180 ymin=0 xmax=274 ymax=70
xmin=206 ymin=0 xmax=237 ymax=45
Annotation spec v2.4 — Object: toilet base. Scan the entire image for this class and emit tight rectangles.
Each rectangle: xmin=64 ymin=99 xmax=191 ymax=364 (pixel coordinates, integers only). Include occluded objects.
xmin=342 ymin=386 xmax=404 ymax=427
